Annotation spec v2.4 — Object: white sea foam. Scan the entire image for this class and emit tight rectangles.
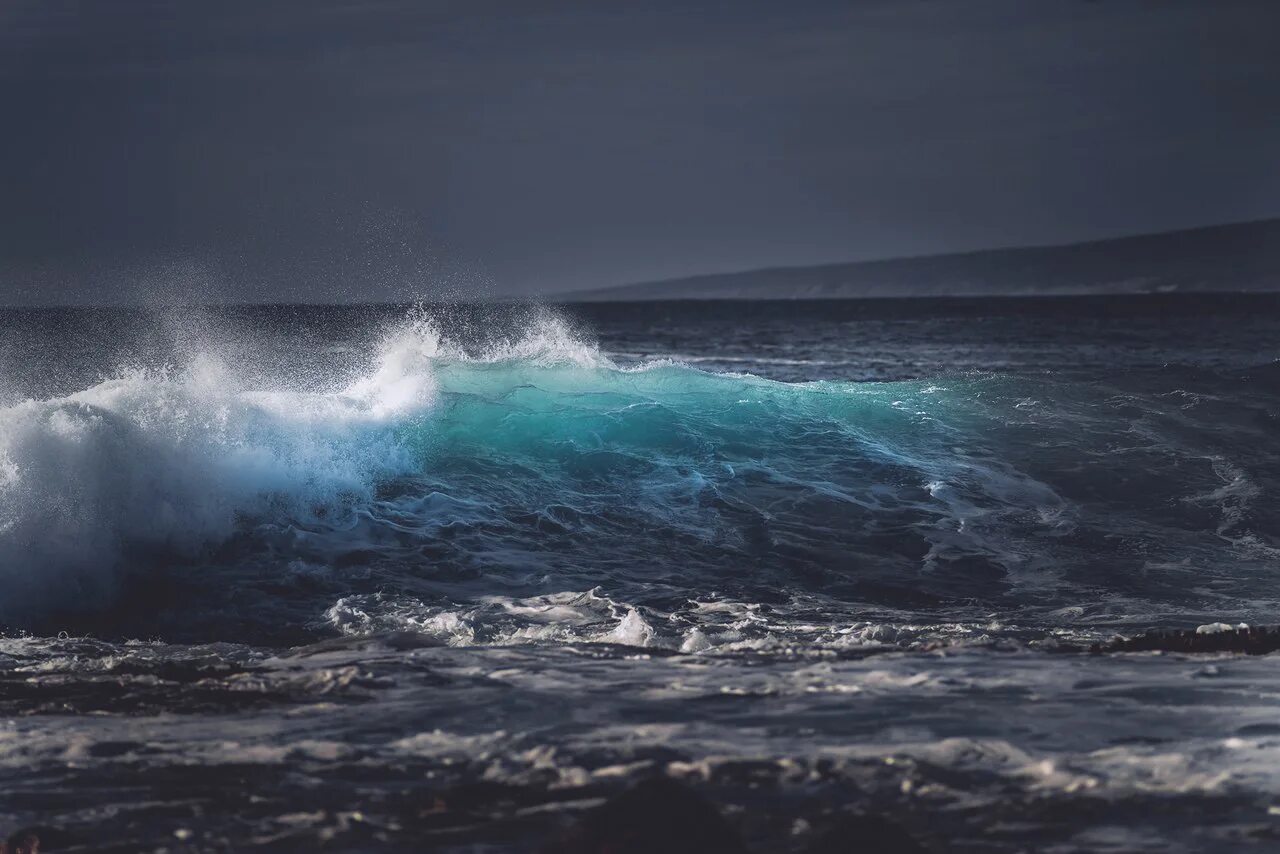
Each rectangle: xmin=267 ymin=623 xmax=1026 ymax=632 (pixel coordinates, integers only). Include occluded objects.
xmin=0 ymin=366 xmax=410 ymax=617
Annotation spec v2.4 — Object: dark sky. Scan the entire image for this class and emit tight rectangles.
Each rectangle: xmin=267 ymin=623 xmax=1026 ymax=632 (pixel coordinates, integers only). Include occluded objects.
xmin=2 ymin=0 xmax=1278 ymax=303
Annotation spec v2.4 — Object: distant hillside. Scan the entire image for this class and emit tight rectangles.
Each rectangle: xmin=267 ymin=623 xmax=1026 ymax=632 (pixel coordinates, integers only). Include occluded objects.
xmin=558 ymin=219 xmax=1280 ymax=301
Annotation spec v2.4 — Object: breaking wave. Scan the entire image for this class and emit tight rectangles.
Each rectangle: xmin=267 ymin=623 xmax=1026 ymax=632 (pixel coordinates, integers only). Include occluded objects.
xmin=1 ymin=306 xmax=1276 ymax=643
xmin=0 ymin=309 xmax=591 ymax=616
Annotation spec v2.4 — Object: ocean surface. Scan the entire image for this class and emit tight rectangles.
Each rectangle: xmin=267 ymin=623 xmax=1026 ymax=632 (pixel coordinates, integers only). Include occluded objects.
xmin=4 ymin=295 xmax=1280 ymax=852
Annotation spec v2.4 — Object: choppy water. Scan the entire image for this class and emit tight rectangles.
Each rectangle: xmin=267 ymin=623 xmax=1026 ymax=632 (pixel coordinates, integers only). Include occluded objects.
xmin=4 ymin=296 xmax=1280 ymax=852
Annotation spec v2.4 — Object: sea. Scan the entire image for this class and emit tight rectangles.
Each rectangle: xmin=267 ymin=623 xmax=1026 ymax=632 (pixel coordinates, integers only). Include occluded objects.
xmin=3 ymin=294 xmax=1280 ymax=852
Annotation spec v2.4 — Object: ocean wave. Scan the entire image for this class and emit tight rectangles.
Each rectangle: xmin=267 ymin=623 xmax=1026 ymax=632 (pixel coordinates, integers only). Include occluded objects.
xmin=2 ymin=306 xmax=1276 ymax=640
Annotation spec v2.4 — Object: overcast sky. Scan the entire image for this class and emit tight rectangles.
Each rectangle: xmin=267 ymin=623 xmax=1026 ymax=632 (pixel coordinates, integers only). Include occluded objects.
xmin=2 ymin=0 xmax=1278 ymax=303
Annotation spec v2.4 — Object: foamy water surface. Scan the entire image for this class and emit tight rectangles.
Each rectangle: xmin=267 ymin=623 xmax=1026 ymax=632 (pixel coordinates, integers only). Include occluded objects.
xmin=3 ymin=297 xmax=1280 ymax=851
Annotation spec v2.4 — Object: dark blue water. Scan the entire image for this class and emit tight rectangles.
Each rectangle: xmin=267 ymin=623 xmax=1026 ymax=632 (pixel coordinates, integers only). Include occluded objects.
xmin=3 ymin=296 xmax=1280 ymax=851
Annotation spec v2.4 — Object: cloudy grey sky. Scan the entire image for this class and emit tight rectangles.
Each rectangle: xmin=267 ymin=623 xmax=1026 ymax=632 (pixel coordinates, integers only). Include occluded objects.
xmin=2 ymin=0 xmax=1278 ymax=303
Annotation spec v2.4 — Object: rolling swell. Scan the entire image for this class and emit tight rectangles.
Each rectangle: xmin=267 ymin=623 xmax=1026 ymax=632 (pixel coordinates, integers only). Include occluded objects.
xmin=1 ymin=307 xmax=1275 ymax=647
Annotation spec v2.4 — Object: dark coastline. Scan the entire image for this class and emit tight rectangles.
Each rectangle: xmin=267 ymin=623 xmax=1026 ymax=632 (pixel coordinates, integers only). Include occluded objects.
xmin=8 ymin=288 xmax=1280 ymax=315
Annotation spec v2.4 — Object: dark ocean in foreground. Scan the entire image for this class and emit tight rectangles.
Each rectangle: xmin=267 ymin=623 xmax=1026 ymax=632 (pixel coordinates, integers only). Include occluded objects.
xmin=4 ymin=295 xmax=1280 ymax=852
